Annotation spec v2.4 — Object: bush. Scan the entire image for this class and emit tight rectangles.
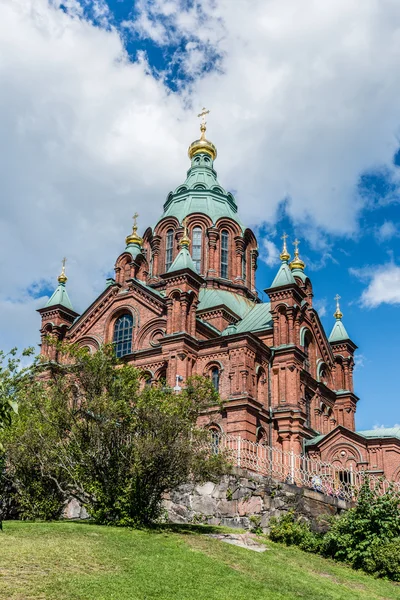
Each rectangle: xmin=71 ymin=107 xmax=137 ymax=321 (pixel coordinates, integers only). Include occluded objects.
xmin=321 ymin=481 xmax=400 ymax=572
xmin=269 ymin=511 xmax=322 ymax=553
xmin=269 ymin=483 xmax=400 ymax=582
xmin=363 ymin=539 xmax=400 ymax=582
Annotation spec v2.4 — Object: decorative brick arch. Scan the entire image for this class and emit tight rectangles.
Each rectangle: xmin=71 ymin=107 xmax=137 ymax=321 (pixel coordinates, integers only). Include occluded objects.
xmin=76 ymin=335 xmax=101 ymax=352
xmin=325 ymin=442 xmax=363 ymax=466
xmin=134 ymin=317 xmax=167 ymax=350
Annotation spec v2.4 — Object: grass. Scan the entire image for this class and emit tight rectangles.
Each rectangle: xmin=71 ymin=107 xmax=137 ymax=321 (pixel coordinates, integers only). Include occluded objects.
xmin=0 ymin=521 xmax=399 ymax=600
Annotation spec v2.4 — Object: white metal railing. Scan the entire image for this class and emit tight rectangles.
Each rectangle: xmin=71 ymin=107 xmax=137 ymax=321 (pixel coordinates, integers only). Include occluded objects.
xmin=202 ymin=433 xmax=400 ymax=502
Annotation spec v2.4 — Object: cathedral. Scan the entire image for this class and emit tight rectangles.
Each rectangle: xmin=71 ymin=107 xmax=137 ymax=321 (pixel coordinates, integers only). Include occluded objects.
xmin=37 ymin=114 xmax=400 ymax=483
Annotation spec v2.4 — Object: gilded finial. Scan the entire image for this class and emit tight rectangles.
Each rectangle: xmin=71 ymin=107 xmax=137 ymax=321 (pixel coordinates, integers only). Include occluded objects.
xmin=334 ymin=294 xmax=343 ymax=320
xmin=126 ymin=212 xmax=143 ymax=246
xmin=289 ymin=239 xmax=306 ymax=271
xmin=280 ymin=233 xmax=290 ymax=262
xmin=58 ymin=257 xmax=67 ymax=284
xmin=188 ymin=107 xmax=217 ymax=161
xmin=180 ymin=218 xmax=190 ymax=248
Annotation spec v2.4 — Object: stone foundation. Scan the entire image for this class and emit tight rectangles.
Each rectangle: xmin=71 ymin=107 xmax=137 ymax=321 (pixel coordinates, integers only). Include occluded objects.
xmin=163 ymin=468 xmax=350 ymax=533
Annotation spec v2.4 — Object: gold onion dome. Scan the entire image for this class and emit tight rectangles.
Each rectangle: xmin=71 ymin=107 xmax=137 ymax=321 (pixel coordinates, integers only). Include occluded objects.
xmin=280 ymin=233 xmax=290 ymax=262
xmin=58 ymin=258 xmax=68 ymax=284
xmin=289 ymin=239 xmax=306 ymax=271
xmin=334 ymin=294 xmax=343 ymax=320
xmin=188 ymin=107 xmax=217 ymax=161
xmin=126 ymin=213 xmax=143 ymax=246
xmin=180 ymin=218 xmax=190 ymax=248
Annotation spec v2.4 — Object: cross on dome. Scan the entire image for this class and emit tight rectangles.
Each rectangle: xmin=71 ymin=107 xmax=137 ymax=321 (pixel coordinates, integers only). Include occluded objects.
xmin=58 ymin=257 xmax=68 ymax=284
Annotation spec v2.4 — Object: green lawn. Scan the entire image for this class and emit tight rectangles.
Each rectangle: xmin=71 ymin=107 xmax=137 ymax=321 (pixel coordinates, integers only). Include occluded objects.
xmin=0 ymin=522 xmax=399 ymax=600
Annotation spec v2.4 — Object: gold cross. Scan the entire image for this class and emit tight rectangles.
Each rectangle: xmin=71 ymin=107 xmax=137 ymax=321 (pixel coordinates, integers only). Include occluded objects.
xmin=281 ymin=233 xmax=288 ymax=243
xmin=197 ymin=107 xmax=210 ymax=125
xmin=132 ymin=212 xmax=139 ymax=227
xmin=62 ymin=257 xmax=67 ymax=269
xmin=293 ymin=239 xmax=300 ymax=252
xmin=334 ymin=294 xmax=341 ymax=306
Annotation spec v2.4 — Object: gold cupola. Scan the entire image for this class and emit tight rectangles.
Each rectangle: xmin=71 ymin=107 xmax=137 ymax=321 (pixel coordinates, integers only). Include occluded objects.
xmin=126 ymin=212 xmax=143 ymax=247
xmin=188 ymin=107 xmax=217 ymax=161
xmin=289 ymin=239 xmax=306 ymax=271
xmin=180 ymin=218 xmax=190 ymax=248
xmin=280 ymin=233 xmax=290 ymax=262
xmin=333 ymin=294 xmax=343 ymax=320
xmin=58 ymin=257 xmax=68 ymax=284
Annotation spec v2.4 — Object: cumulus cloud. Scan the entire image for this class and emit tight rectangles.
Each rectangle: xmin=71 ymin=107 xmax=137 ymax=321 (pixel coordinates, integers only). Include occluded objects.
xmin=130 ymin=0 xmax=400 ymax=231
xmin=259 ymin=239 xmax=280 ymax=268
xmin=375 ymin=220 xmax=398 ymax=242
xmin=351 ymin=263 xmax=400 ymax=307
xmin=2 ymin=0 xmax=400 ymax=350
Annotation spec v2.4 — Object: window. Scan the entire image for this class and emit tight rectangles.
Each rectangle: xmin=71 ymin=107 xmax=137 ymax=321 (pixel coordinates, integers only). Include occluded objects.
xmin=113 ymin=314 xmax=133 ymax=358
xmin=242 ymin=249 xmax=247 ymax=283
xmin=221 ymin=230 xmax=229 ymax=279
xmin=192 ymin=226 xmax=202 ymax=273
xmin=165 ymin=229 xmax=174 ymax=271
xmin=211 ymin=367 xmax=220 ymax=391
xmin=209 ymin=427 xmax=221 ymax=454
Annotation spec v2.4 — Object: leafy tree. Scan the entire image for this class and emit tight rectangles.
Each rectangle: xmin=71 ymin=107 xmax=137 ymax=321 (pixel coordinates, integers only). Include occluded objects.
xmin=0 ymin=348 xmax=34 ymax=527
xmin=3 ymin=344 xmax=226 ymax=526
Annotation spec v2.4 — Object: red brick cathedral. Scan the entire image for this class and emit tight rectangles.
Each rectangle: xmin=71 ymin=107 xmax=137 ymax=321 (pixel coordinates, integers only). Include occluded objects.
xmin=38 ymin=117 xmax=400 ymax=482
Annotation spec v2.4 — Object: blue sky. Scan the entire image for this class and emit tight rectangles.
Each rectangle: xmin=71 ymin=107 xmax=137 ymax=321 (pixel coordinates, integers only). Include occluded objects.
xmin=1 ymin=0 xmax=400 ymax=431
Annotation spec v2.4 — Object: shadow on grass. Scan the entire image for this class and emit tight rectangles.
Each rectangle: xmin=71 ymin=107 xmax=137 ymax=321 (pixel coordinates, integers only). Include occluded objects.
xmin=24 ymin=519 xmax=239 ymax=536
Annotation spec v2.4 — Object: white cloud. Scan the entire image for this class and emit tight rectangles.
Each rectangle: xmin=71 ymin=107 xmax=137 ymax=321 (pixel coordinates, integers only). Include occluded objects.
xmin=2 ymin=1 xmax=400 ymax=350
xmin=260 ymin=239 xmax=279 ymax=268
xmin=313 ymin=299 xmax=327 ymax=318
xmin=351 ymin=263 xmax=400 ymax=307
xmin=375 ymin=220 xmax=398 ymax=242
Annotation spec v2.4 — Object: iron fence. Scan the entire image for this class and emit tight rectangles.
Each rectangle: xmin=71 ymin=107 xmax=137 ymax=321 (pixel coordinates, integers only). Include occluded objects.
xmin=204 ymin=433 xmax=400 ymax=502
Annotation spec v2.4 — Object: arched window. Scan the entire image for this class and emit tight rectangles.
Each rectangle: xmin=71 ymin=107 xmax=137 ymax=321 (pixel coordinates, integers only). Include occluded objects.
xmin=211 ymin=366 xmax=220 ymax=391
xmin=165 ymin=229 xmax=174 ymax=271
xmin=113 ymin=314 xmax=133 ymax=358
xmin=209 ymin=426 xmax=221 ymax=454
xmin=242 ymin=249 xmax=247 ymax=283
xmin=192 ymin=226 xmax=202 ymax=273
xmin=221 ymin=230 xmax=229 ymax=279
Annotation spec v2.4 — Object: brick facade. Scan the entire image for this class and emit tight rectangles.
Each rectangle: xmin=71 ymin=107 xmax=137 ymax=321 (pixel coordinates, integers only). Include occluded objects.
xmin=38 ymin=131 xmax=400 ymax=482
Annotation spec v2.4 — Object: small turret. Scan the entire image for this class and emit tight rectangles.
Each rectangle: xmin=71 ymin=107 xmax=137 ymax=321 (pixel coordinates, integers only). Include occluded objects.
xmin=37 ymin=259 xmax=79 ymax=358
xmin=328 ymin=295 xmax=350 ymax=342
xmin=268 ymin=234 xmax=296 ymax=288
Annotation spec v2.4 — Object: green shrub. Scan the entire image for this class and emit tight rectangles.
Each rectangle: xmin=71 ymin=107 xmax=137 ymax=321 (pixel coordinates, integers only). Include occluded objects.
xmin=269 ymin=511 xmax=322 ymax=553
xmin=363 ymin=539 xmax=400 ymax=581
xmin=321 ymin=481 xmax=400 ymax=571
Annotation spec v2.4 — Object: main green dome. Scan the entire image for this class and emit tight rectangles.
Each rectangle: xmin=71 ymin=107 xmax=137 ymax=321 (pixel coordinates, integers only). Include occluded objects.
xmin=157 ymin=120 xmax=244 ymax=230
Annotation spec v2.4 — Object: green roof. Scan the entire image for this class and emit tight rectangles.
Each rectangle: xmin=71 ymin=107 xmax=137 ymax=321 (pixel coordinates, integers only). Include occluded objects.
xmin=328 ymin=318 xmax=350 ymax=343
xmin=305 ymin=427 xmax=400 ymax=448
xmin=157 ymin=153 xmax=244 ymax=229
xmin=304 ymin=435 xmax=325 ymax=447
xmin=291 ymin=267 xmax=307 ymax=283
xmin=167 ymin=246 xmax=197 ymax=273
xmin=126 ymin=242 xmax=143 ymax=259
xmin=357 ymin=427 xmax=400 ymax=441
xmin=223 ymin=302 xmax=272 ymax=335
xmin=269 ymin=261 xmax=296 ymax=288
xmin=197 ymin=288 xmax=254 ymax=319
xmin=44 ymin=282 xmax=74 ymax=311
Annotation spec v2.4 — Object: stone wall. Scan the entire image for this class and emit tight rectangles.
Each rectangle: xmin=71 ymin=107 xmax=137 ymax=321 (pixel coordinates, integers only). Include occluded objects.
xmin=163 ymin=468 xmax=350 ymax=533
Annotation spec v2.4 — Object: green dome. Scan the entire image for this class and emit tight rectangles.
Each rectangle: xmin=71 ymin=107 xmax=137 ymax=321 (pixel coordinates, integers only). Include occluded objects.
xmin=157 ymin=153 xmax=244 ymax=229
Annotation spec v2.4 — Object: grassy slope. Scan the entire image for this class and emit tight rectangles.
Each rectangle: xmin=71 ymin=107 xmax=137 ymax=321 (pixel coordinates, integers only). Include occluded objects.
xmin=0 ymin=522 xmax=399 ymax=600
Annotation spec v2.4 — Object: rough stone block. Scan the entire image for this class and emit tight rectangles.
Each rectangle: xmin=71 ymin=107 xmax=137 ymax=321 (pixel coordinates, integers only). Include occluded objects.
xmin=195 ymin=482 xmax=215 ymax=496
xmin=237 ymin=496 xmax=262 ymax=516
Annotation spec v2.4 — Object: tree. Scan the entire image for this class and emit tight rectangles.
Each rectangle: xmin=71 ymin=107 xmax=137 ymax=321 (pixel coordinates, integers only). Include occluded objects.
xmin=0 ymin=348 xmax=34 ymax=527
xmin=3 ymin=344 xmax=226 ymax=526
